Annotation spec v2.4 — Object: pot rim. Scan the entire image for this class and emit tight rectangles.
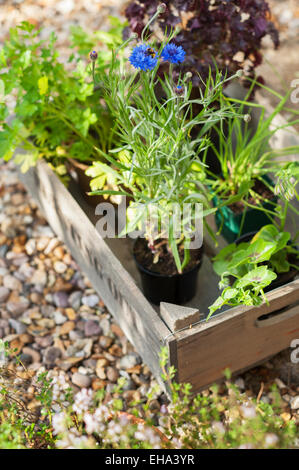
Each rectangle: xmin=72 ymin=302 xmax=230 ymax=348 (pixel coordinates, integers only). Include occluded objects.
xmin=133 ymin=238 xmax=204 ymax=279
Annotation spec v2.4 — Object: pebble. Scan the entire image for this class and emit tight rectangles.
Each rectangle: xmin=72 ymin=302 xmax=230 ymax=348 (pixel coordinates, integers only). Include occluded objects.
xmin=59 ymin=320 xmax=75 ymax=336
xmin=72 ymin=372 xmax=91 ymax=388
xmin=106 ymin=367 xmax=119 ymax=383
xmin=68 ymin=291 xmax=82 ymax=310
xmin=53 ymin=291 xmax=69 ymax=308
xmin=22 ymin=347 xmax=41 ymax=364
xmin=290 ymin=396 xmax=299 ymax=410
xmin=25 ymin=239 xmax=36 ymax=256
xmin=53 ymin=261 xmax=67 ymax=274
xmin=35 ymin=335 xmax=53 ymax=348
xmin=119 ymin=353 xmax=142 ymax=370
xmin=44 ymin=346 xmax=62 ymax=365
xmin=99 ymin=335 xmax=113 ymax=349
xmin=7 ymin=297 xmax=30 ymax=317
xmin=53 ymin=310 xmax=68 ymax=325
xmin=84 ymin=320 xmax=102 ymax=337
xmin=30 ymin=269 xmax=47 ymax=286
xmin=0 ymin=286 xmax=10 ymax=303
xmin=3 ymin=274 xmax=22 ymax=291
xmin=81 ymin=294 xmax=99 ymax=308
xmin=8 ymin=318 xmax=27 ymax=334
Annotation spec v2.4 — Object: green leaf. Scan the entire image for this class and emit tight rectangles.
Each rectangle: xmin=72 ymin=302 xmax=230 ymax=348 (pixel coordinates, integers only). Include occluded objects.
xmin=38 ymin=76 xmax=48 ymax=95
xmin=246 ymin=238 xmax=277 ymax=264
xmin=14 ymin=150 xmax=39 ymax=173
xmin=236 ymin=266 xmax=277 ymax=289
xmin=0 ymin=79 xmax=5 ymax=103
xmin=20 ymin=50 xmax=32 ymax=69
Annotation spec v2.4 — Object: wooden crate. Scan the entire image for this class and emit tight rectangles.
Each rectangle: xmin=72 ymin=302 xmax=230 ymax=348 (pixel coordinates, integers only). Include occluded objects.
xmin=18 ymin=157 xmax=299 ymax=393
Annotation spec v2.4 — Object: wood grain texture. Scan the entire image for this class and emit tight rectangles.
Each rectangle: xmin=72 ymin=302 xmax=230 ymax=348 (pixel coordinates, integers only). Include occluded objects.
xmin=160 ymin=303 xmax=201 ymax=332
xmin=173 ymin=280 xmax=299 ymax=391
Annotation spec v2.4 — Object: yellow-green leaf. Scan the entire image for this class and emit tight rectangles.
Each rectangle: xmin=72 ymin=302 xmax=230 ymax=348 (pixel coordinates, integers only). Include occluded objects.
xmin=38 ymin=76 xmax=48 ymax=95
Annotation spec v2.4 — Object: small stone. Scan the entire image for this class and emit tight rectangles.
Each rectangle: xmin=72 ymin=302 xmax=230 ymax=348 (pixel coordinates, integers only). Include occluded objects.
xmin=30 ymin=269 xmax=47 ymax=286
xmin=92 ymin=378 xmax=106 ymax=391
xmin=234 ymin=378 xmax=245 ymax=390
xmin=44 ymin=238 xmax=60 ymax=255
xmin=59 ymin=321 xmax=75 ymax=336
xmin=84 ymin=320 xmax=102 ymax=337
xmin=25 ymin=239 xmax=36 ymax=256
xmin=19 ymin=353 xmax=32 ymax=366
xmin=53 ymin=291 xmax=69 ymax=308
xmin=35 ymin=335 xmax=53 ymax=348
xmin=57 ymin=357 xmax=82 ymax=371
xmin=69 ymin=329 xmax=84 ymax=341
xmin=53 ymin=311 xmax=68 ymax=325
xmin=99 ymin=336 xmax=113 ymax=349
xmin=22 ymin=347 xmax=41 ymax=364
xmin=36 ymin=318 xmax=55 ymax=329
xmin=7 ymin=297 xmax=30 ymax=317
xmin=290 ymin=396 xmax=299 ymax=410
xmin=72 ymin=372 xmax=91 ymax=388
xmin=36 ymin=237 xmax=50 ymax=252
xmin=106 ymin=367 xmax=119 ymax=383
xmin=54 ymin=261 xmax=67 ymax=274
xmin=44 ymin=347 xmax=62 ymax=365
xmin=109 ymin=344 xmax=123 ymax=358
xmin=65 ymin=308 xmax=76 ymax=320
xmin=8 ymin=318 xmax=27 ymax=335
xmin=68 ymin=291 xmax=82 ymax=310
xmin=96 ymin=366 xmax=106 ymax=380
xmin=275 ymin=378 xmax=287 ymax=390
xmin=3 ymin=275 xmax=22 ymax=291
xmin=81 ymin=294 xmax=99 ymax=308
xmin=0 ymin=286 xmax=10 ymax=303
xmin=119 ymin=353 xmax=142 ymax=370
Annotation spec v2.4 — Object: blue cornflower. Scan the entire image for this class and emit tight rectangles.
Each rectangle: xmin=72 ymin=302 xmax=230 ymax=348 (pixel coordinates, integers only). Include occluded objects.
xmin=161 ymin=43 xmax=186 ymax=64
xmin=129 ymin=44 xmax=158 ymax=71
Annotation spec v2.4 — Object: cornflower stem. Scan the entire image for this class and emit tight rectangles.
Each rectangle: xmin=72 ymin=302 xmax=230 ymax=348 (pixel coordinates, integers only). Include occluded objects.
xmin=141 ymin=7 xmax=162 ymax=42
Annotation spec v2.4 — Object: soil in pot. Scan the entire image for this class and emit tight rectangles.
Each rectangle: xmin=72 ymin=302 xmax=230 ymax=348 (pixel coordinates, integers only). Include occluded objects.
xmin=234 ymin=231 xmax=299 ymax=291
xmin=214 ymin=176 xmax=278 ymax=244
xmin=133 ymin=237 xmax=204 ymax=305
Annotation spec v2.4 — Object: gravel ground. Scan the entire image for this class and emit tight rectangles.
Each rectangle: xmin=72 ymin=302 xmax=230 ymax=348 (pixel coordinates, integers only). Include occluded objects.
xmin=0 ymin=0 xmax=298 ymax=425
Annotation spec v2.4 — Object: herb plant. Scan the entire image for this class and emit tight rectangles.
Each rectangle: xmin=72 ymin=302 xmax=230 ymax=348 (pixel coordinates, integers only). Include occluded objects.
xmin=0 ymin=342 xmax=297 ymax=449
xmin=90 ymin=8 xmax=242 ymax=274
xmin=208 ymin=224 xmax=299 ymax=318
xmin=205 ymin=83 xmax=299 ymax=235
xmin=0 ymin=20 xmax=123 ymax=178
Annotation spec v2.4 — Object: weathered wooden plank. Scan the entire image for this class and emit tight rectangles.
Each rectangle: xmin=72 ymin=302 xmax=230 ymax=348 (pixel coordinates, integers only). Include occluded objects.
xmin=18 ymin=160 xmax=171 ymax=389
xmin=160 ymin=303 xmax=201 ymax=332
xmin=173 ymin=279 xmax=299 ymax=391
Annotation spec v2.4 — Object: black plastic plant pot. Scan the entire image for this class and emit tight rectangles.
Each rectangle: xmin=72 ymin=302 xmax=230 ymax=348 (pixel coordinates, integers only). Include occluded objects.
xmin=213 ymin=175 xmax=278 ymax=244
xmin=235 ymin=232 xmax=298 ymax=292
xmin=133 ymin=241 xmax=204 ymax=306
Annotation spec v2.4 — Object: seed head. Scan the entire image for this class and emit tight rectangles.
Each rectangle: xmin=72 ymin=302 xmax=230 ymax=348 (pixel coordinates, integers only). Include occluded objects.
xmin=89 ymin=50 xmax=98 ymax=61
xmin=157 ymin=3 xmax=167 ymax=14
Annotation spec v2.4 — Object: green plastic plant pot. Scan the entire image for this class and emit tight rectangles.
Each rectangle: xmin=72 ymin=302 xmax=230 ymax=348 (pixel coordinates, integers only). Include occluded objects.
xmin=213 ymin=176 xmax=278 ymax=244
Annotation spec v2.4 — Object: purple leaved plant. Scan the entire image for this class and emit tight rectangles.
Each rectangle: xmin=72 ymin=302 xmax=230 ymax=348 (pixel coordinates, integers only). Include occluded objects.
xmin=123 ymin=0 xmax=279 ymax=92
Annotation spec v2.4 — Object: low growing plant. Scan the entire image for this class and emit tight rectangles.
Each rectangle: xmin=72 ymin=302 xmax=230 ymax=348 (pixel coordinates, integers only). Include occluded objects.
xmin=208 ymin=224 xmax=299 ymax=318
xmin=0 ymin=341 xmax=298 ymax=449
